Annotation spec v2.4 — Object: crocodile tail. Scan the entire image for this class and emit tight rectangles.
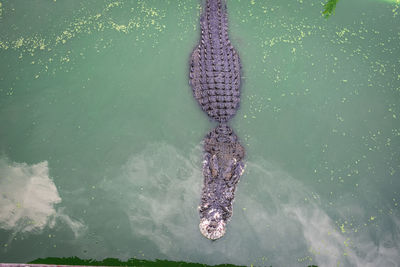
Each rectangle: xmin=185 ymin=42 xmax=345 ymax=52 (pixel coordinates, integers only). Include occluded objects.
xmin=189 ymin=0 xmax=241 ymax=123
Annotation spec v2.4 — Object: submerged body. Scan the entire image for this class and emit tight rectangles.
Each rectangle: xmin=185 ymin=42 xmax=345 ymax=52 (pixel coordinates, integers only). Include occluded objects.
xmin=199 ymin=124 xmax=245 ymax=239
xmin=189 ymin=0 xmax=245 ymax=240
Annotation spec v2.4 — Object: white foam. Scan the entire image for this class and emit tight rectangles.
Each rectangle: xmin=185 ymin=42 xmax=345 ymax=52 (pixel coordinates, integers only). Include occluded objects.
xmin=101 ymin=143 xmax=400 ymax=266
xmin=100 ymin=143 xmax=202 ymax=253
xmin=0 ymin=156 xmax=85 ymax=237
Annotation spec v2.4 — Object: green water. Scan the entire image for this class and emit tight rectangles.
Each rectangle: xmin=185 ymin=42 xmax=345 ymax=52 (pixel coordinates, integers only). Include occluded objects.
xmin=0 ymin=0 xmax=399 ymax=266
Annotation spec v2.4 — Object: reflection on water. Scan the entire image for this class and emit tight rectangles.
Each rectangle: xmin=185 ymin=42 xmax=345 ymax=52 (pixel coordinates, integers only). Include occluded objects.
xmin=0 ymin=141 xmax=399 ymax=265
xmin=101 ymin=144 xmax=203 ymax=256
xmin=0 ymin=157 xmax=61 ymax=233
xmin=102 ymin=143 xmax=399 ymax=266
xmin=0 ymin=156 xmax=85 ymax=241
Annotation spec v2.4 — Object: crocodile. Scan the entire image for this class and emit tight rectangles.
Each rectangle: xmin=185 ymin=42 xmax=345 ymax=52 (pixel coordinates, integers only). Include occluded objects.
xmin=189 ymin=0 xmax=245 ymax=240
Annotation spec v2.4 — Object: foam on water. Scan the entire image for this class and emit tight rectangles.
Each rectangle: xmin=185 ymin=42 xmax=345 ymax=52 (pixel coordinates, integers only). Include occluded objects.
xmin=99 ymin=143 xmax=400 ymax=266
xmin=0 ymin=156 xmax=86 ymax=238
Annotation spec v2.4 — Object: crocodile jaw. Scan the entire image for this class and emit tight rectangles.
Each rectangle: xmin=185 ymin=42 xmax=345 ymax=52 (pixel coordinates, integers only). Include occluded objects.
xmin=199 ymin=215 xmax=226 ymax=240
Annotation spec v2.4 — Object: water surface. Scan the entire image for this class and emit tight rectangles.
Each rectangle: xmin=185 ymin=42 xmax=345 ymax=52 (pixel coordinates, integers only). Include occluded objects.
xmin=0 ymin=0 xmax=399 ymax=266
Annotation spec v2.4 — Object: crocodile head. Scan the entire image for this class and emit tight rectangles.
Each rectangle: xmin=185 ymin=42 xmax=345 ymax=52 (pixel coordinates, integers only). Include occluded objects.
xmin=198 ymin=124 xmax=245 ymax=240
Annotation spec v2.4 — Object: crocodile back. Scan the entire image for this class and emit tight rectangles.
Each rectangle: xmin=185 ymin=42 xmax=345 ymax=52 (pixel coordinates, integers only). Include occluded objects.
xmin=189 ymin=0 xmax=241 ymax=123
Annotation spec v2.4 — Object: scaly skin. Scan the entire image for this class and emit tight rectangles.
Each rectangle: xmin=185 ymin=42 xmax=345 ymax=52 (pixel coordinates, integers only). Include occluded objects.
xmin=189 ymin=0 xmax=241 ymax=123
xmin=189 ymin=0 xmax=245 ymax=240
xmin=199 ymin=124 xmax=245 ymax=240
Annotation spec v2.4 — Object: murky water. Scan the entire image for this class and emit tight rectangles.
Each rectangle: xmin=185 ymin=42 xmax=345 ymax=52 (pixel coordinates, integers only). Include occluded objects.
xmin=1 ymin=0 xmax=399 ymax=266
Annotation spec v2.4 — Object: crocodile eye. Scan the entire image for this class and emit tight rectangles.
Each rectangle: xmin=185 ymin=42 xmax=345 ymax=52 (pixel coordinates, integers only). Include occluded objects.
xmin=223 ymin=158 xmax=237 ymax=180
xmin=210 ymin=154 xmax=219 ymax=178
xmin=222 ymin=168 xmax=233 ymax=180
